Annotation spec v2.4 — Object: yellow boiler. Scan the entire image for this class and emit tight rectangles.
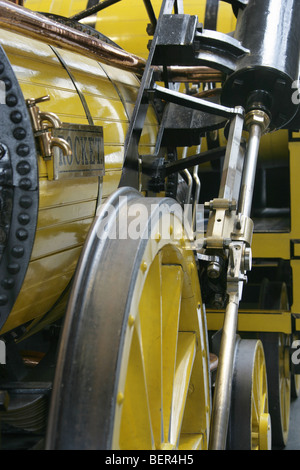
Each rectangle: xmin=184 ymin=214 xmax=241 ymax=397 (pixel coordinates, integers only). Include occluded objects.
xmin=0 ymin=20 xmax=158 ymax=336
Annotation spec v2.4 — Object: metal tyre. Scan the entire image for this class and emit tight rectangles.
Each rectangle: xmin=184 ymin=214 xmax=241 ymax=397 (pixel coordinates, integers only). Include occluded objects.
xmin=46 ymin=188 xmax=211 ymax=450
xmin=227 ymin=339 xmax=271 ymax=450
xmin=259 ymin=281 xmax=291 ymax=448
xmin=259 ymin=332 xmax=291 ymax=448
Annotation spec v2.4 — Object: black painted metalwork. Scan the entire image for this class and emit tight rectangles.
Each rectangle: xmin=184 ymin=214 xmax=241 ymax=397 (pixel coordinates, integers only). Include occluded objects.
xmin=71 ymin=0 xmax=121 ymax=21
xmin=204 ymin=0 xmax=219 ymax=30
xmin=0 ymin=45 xmax=38 ymax=331
xmin=222 ymin=0 xmax=300 ymax=130
xmin=119 ymin=0 xmax=246 ymax=192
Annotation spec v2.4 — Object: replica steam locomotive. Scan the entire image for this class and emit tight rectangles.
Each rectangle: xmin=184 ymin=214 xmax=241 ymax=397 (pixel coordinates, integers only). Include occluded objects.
xmin=0 ymin=0 xmax=298 ymax=451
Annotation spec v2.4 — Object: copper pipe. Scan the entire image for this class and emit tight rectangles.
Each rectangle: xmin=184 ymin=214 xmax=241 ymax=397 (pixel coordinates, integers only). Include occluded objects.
xmin=196 ymin=88 xmax=222 ymax=99
xmin=154 ymin=66 xmax=224 ymax=83
xmin=0 ymin=0 xmax=146 ymax=75
xmin=0 ymin=1 xmax=224 ymax=83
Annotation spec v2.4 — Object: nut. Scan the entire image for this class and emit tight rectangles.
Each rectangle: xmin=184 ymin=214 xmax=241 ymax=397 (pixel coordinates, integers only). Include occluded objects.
xmin=245 ymin=110 xmax=270 ymax=133
xmin=207 ymin=261 xmax=221 ymax=279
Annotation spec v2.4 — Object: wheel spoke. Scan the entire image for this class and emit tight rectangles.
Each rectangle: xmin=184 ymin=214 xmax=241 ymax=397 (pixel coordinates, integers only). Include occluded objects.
xmin=178 ymin=434 xmax=204 ymax=450
xmin=170 ymin=332 xmax=196 ymax=446
xmin=138 ymin=253 xmax=163 ymax=448
xmin=161 ymin=264 xmax=183 ymax=444
xmin=119 ymin=327 xmax=154 ymax=449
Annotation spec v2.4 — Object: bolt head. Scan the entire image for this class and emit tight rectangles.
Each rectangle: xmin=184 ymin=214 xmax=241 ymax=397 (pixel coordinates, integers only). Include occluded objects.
xmin=207 ymin=262 xmax=221 ymax=279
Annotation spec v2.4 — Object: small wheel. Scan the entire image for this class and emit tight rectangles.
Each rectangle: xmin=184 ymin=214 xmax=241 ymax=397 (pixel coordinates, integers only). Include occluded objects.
xmin=259 ymin=332 xmax=291 ymax=448
xmin=46 ymin=188 xmax=211 ymax=450
xmin=259 ymin=280 xmax=291 ymax=448
xmin=227 ymin=339 xmax=271 ymax=450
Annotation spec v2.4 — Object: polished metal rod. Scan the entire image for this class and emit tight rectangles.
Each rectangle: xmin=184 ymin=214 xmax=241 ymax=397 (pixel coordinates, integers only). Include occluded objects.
xmin=239 ymin=123 xmax=263 ymax=218
xmin=209 ymin=294 xmax=239 ymax=450
xmin=239 ymin=111 xmax=270 ymax=218
xmin=0 ymin=0 xmax=146 ymax=75
xmin=154 ymin=65 xmax=223 ymax=83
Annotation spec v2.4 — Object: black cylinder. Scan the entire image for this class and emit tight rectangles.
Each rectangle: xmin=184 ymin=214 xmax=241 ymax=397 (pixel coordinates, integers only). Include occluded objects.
xmin=221 ymin=0 xmax=300 ymax=130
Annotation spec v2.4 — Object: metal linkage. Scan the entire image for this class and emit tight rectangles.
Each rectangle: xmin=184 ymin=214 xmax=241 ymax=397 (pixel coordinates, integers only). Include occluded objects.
xmin=118 ymin=0 xmax=250 ymax=191
xmin=207 ymin=109 xmax=270 ymax=450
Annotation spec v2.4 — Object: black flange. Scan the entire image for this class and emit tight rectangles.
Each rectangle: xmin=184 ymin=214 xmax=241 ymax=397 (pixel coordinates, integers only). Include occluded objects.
xmin=0 ymin=45 xmax=38 ymax=332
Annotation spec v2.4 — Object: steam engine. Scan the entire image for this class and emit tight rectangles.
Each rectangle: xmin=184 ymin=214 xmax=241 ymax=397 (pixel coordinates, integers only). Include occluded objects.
xmin=0 ymin=0 xmax=299 ymax=451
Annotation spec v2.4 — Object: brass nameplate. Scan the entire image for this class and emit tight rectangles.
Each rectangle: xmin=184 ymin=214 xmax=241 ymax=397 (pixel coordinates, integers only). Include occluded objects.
xmin=52 ymin=123 xmax=105 ymax=180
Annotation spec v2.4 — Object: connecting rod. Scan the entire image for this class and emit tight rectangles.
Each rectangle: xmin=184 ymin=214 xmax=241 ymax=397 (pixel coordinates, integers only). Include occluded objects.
xmin=208 ymin=109 xmax=270 ymax=450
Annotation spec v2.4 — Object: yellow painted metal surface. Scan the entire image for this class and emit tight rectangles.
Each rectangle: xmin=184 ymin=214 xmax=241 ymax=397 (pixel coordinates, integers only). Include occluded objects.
xmin=0 ymin=27 xmax=158 ymax=334
xmin=206 ymin=310 xmax=292 ymax=335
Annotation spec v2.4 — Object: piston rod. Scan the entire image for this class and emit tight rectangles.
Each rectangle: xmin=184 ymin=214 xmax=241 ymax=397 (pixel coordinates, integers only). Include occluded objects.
xmin=239 ymin=110 xmax=270 ymax=217
xmin=209 ymin=109 xmax=270 ymax=450
xmin=209 ymin=294 xmax=239 ymax=450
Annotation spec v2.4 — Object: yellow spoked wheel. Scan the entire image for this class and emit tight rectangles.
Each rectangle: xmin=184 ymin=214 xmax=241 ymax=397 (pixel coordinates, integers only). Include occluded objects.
xmin=46 ymin=188 xmax=210 ymax=450
xmin=227 ymin=339 xmax=271 ymax=450
xmin=259 ymin=281 xmax=291 ymax=448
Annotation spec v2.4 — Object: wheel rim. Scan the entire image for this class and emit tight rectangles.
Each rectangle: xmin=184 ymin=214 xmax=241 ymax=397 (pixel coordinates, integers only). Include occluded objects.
xmin=228 ymin=339 xmax=271 ymax=450
xmin=46 ymin=188 xmax=210 ymax=449
xmin=278 ymin=333 xmax=291 ymax=443
xmin=292 ymin=372 xmax=300 ymax=398
xmin=259 ymin=332 xmax=291 ymax=448
xmin=251 ymin=341 xmax=271 ymax=450
xmin=291 ymin=333 xmax=300 ymax=398
xmin=258 ymin=281 xmax=291 ymax=447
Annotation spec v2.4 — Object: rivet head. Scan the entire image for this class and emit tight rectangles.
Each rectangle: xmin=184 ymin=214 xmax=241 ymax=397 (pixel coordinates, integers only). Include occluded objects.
xmin=13 ymin=127 xmax=27 ymax=141
xmin=6 ymin=94 xmax=18 ymax=107
xmin=17 ymin=144 xmax=30 ymax=157
xmin=117 ymin=392 xmax=124 ymax=405
xmin=7 ymin=263 xmax=20 ymax=275
xmin=19 ymin=178 xmax=32 ymax=190
xmin=16 ymin=229 xmax=28 ymax=241
xmin=11 ymin=246 xmax=24 ymax=258
xmin=18 ymin=213 xmax=30 ymax=226
xmin=1 ymin=278 xmax=14 ymax=290
xmin=0 ymin=294 xmax=8 ymax=306
xmin=128 ymin=315 xmax=135 ymax=327
xmin=140 ymin=261 xmax=148 ymax=273
xmin=17 ymin=161 xmax=31 ymax=175
xmin=19 ymin=196 xmax=32 ymax=209
xmin=10 ymin=111 xmax=23 ymax=124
